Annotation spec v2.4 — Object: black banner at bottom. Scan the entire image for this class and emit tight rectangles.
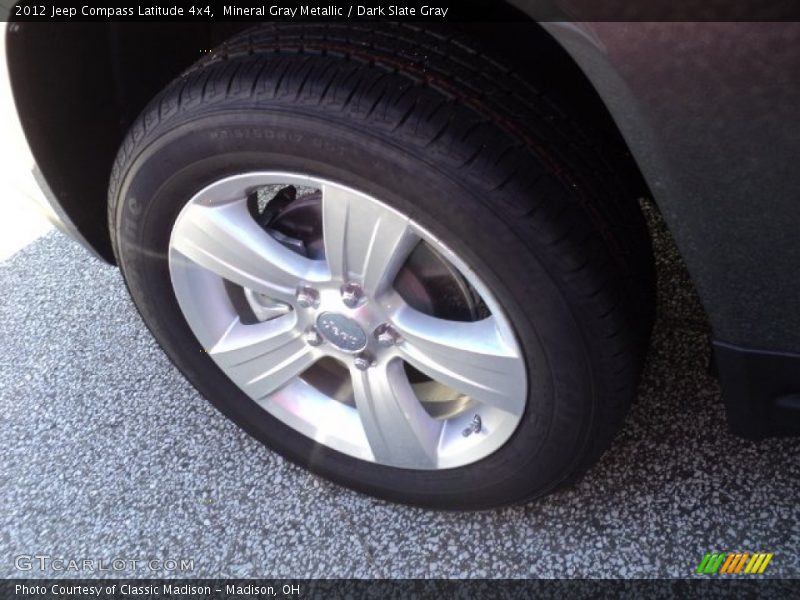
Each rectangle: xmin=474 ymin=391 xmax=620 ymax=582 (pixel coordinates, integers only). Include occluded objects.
xmin=1 ymin=579 xmax=798 ymax=600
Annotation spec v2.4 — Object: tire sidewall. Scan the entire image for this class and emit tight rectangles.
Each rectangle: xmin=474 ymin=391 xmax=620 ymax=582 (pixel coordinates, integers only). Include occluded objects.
xmin=114 ymin=109 xmax=595 ymax=509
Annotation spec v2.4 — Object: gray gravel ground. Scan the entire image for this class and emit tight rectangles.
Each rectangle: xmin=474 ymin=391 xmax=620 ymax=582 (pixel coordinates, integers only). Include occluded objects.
xmin=1 ymin=206 xmax=798 ymax=579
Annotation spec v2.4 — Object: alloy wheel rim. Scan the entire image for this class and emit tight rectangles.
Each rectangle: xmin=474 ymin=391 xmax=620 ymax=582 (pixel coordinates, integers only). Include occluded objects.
xmin=168 ymin=172 xmax=527 ymax=469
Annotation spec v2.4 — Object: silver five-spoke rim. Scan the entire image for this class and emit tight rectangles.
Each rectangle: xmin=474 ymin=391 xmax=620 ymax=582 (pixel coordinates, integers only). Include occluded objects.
xmin=168 ymin=173 xmax=527 ymax=469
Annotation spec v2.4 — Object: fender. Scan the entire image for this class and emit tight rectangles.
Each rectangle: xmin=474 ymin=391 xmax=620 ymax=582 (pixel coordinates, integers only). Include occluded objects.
xmin=528 ymin=17 xmax=800 ymax=436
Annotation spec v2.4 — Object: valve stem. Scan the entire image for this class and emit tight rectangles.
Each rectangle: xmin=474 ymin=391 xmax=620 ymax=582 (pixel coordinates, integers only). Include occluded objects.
xmin=462 ymin=414 xmax=482 ymax=437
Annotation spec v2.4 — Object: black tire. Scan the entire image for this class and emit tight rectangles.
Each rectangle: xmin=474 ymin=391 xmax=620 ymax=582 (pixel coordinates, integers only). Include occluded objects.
xmin=109 ymin=23 xmax=655 ymax=509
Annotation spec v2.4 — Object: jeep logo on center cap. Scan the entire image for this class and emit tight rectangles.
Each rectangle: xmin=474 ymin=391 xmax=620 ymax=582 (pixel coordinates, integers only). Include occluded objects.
xmin=316 ymin=312 xmax=368 ymax=353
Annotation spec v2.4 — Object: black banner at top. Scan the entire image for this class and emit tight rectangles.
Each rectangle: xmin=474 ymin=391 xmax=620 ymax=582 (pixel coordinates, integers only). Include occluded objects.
xmin=3 ymin=0 xmax=800 ymax=22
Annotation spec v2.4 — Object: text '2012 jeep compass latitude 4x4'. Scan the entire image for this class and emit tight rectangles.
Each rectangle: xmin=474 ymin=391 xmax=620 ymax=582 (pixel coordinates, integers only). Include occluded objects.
xmin=5 ymin=9 xmax=800 ymax=509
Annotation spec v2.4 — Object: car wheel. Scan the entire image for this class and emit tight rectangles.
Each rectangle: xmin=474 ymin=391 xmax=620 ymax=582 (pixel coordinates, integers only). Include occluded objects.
xmin=109 ymin=23 xmax=654 ymax=509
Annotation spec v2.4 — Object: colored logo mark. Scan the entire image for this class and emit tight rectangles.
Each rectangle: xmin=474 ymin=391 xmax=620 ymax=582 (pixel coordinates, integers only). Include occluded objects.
xmin=697 ymin=552 xmax=773 ymax=575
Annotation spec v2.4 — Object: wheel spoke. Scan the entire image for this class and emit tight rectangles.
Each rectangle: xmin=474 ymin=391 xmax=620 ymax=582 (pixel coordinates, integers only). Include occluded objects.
xmin=207 ymin=314 xmax=317 ymax=400
xmin=351 ymin=359 xmax=443 ymax=468
xmin=172 ymin=199 xmax=324 ymax=303
xmin=390 ymin=301 xmax=526 ymax=415
xmin=322 ymin=184 xmax=419 ymax=295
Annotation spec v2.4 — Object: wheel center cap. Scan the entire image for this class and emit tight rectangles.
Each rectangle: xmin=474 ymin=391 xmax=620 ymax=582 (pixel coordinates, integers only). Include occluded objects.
xmin=316 ymin=312 xmax=368 ymax=353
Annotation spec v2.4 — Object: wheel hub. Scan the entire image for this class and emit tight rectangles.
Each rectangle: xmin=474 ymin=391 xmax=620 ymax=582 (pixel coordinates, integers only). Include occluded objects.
xmin=316 ymin=312 xmax=368 ymax=353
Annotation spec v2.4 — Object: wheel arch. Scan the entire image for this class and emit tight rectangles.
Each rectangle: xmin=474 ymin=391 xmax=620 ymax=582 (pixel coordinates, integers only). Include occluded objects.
xmin=5 ymin=17 xmax=651 ymax=265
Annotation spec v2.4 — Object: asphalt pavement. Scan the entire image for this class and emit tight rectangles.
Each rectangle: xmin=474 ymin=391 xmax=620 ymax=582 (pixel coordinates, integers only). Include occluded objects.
xmin=0 ymin=205 xmax=798 ymax=578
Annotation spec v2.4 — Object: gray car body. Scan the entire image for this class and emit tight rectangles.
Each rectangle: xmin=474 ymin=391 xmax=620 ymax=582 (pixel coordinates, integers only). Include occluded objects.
xmin=538 ymin=21 xmax=800 ymax=436
xmin=5 ymin=14 xmax=800 ymax=436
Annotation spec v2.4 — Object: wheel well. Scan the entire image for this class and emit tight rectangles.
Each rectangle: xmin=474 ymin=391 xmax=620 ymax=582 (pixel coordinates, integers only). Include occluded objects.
xmin=6 ymin=18 xmax=648 ymax=264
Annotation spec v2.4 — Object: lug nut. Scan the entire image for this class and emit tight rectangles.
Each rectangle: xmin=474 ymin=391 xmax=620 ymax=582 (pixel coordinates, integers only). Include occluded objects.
xmin=341 ymin=282 xmax=364 ymax=308
xmin=374 ymin=323 xmax=400 ymax=347
xmin=353 ymin=353 xmax=373 ymax=371
xmin=296 ymin=286 xmax=320 ymax=309
xmin=304 ymin=326 xmax=323 ymax=347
